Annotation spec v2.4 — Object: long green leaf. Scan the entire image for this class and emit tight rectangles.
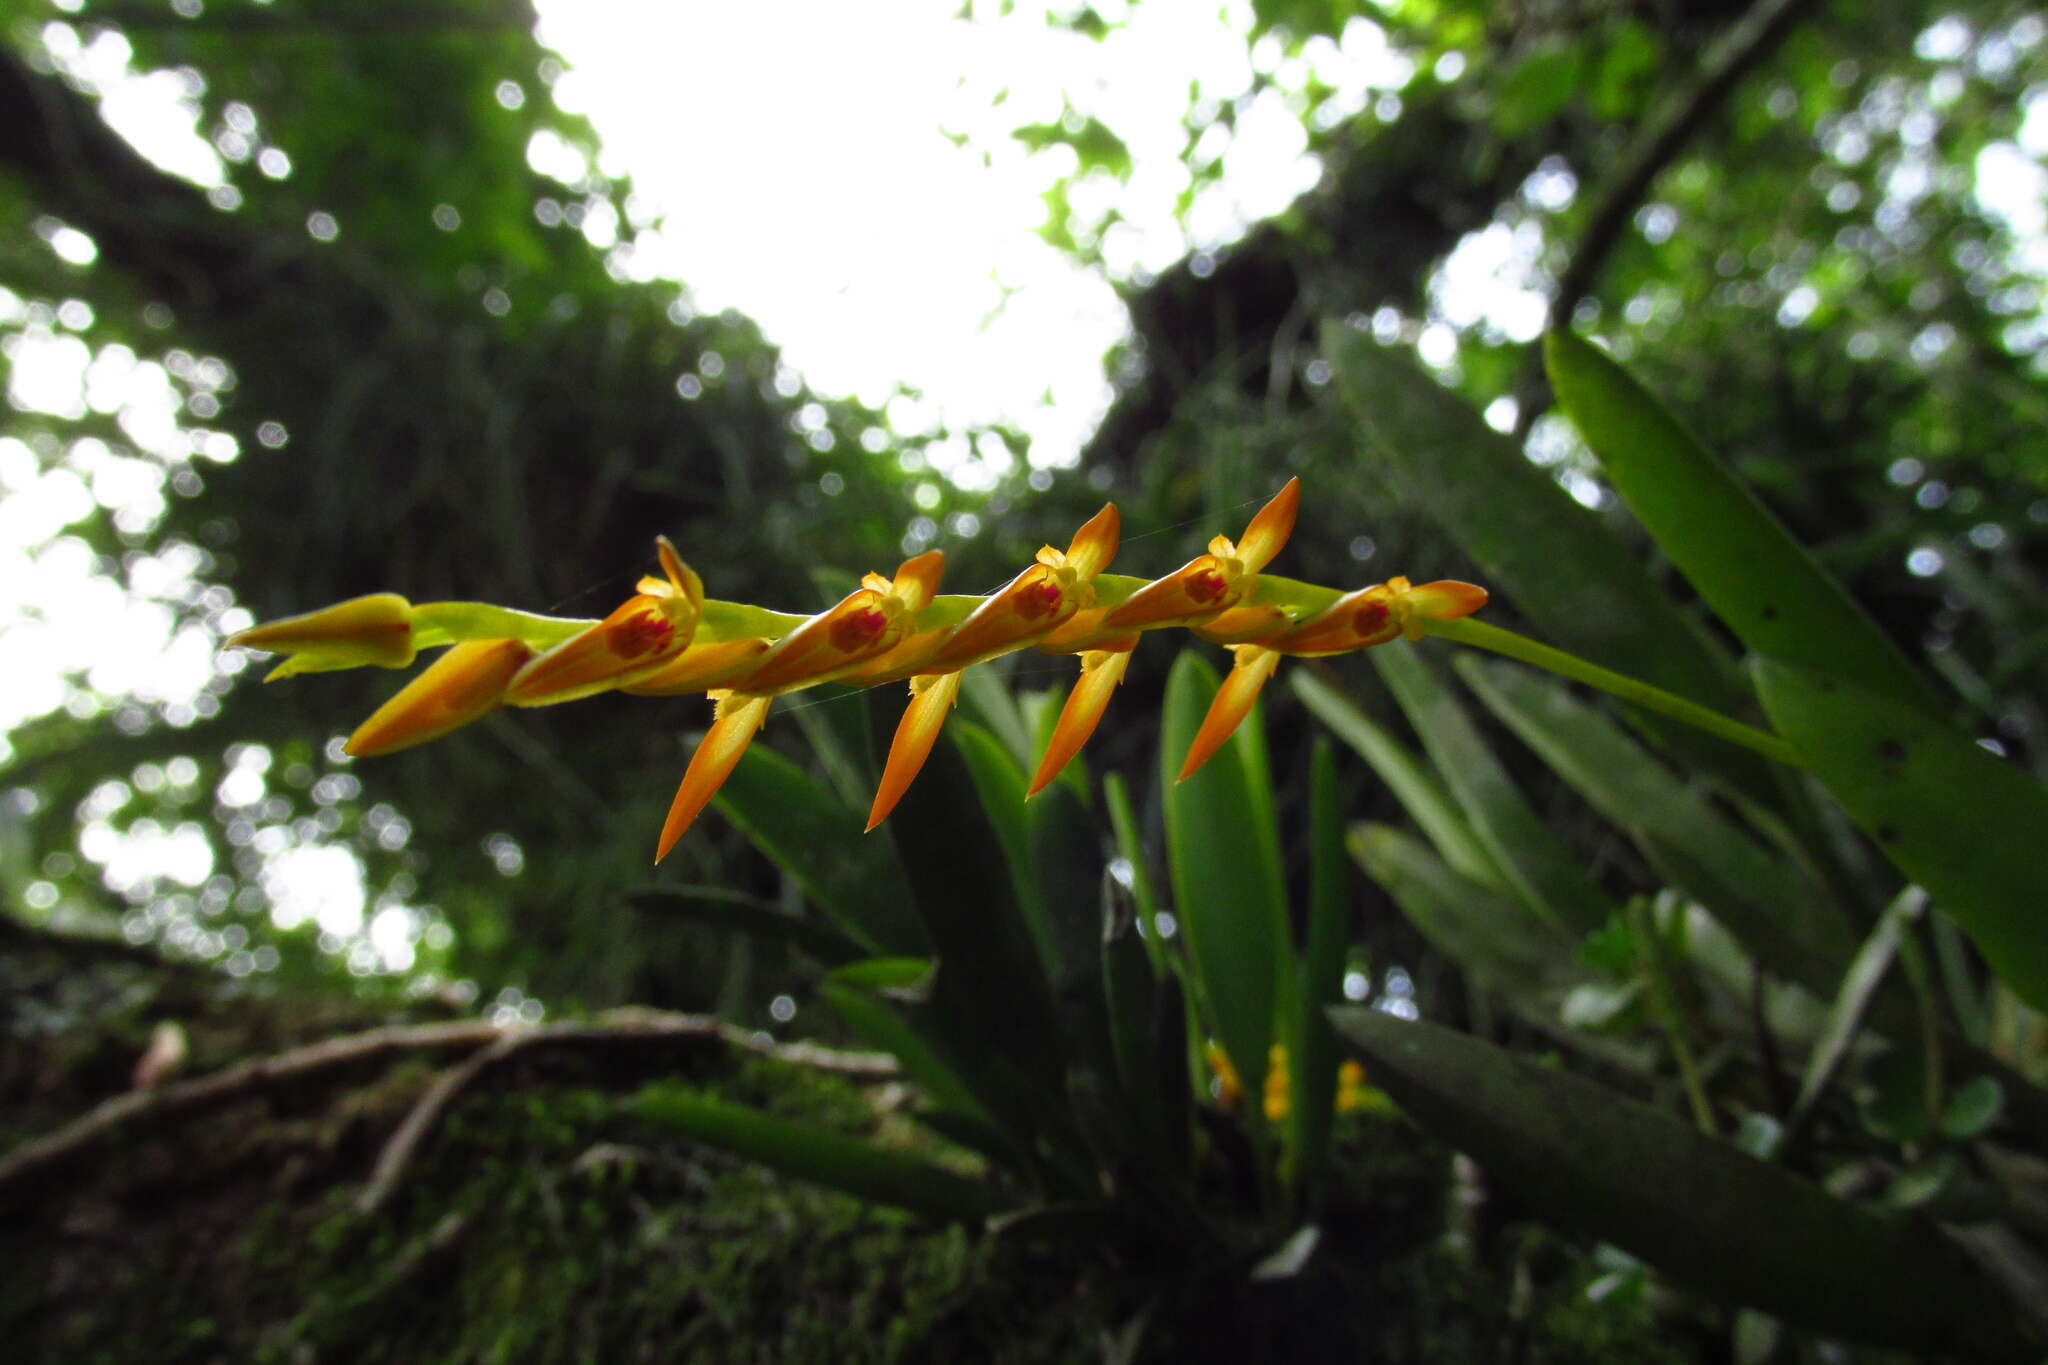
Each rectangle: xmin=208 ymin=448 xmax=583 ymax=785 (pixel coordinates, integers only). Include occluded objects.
xmin=1288 ymin=741 xmax=1350 ymax=1208
xmin=1323 ymin=325 xmax=1779 ymax=804
xmin=1349 ymin=824 xmax=1596 ymax=1021
xmin=1371 ymin=643 xmax=1612 ymax=935
xmin=865 ymin=690 xmax=1069 ymax=1108
xmin=1454 ymin=655 xmax=1853 ymax=993
xmin=1545 ymin=330 xmax=1944 ymax=718
xmin=819 ymin=983 xmax=996 ymax=1130
xmin=1753 ymin=657 xmax=2048 ymax=1010
xmin=949 ymin=720 xmax=1054 ymax=967
xmin=1289 ymin=669 xmax=1502 ymax=888
xmin=712 ymin=742 xmax=925 ymax=954
xmin=1160 ymin=651 xmax=1290 ymax=1112
xmin=631 ymin=1087 xmax=1005 ymax=1224
xmin=1327 ymin=1009 xmax=2033 ymax=1359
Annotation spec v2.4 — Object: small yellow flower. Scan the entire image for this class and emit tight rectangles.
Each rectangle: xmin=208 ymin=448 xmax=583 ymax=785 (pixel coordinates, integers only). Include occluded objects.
xmin=1335 ymin=1058 xmax=1370 ymax=1114
xmin=1263 ymin=1043 xmax=1291 ymax=1123
xmin=654 ymin=552 xmax=946 ymax=862
xmin=1205 ymin=1040 xmax=1243 ymax=1108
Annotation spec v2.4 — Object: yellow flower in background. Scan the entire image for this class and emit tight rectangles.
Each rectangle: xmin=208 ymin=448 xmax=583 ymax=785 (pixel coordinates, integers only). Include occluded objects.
xmin=1204 ymin=1040 xmax=1242 ymax=1108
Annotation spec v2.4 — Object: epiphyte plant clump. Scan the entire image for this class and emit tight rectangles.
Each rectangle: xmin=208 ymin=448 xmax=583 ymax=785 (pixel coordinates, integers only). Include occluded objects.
xmin=227 ymin=480 xmax=1487 ymax=861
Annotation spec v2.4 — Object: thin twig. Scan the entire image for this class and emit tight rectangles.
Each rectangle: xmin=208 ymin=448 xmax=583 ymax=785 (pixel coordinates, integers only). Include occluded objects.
xmin=0 ymin=1010 xmax=893 ymax=1201
xmin=1515 ymin=0 xmax=1825 ymax=442
xmin=1546 ymin=0 xmax=1822 ymax=331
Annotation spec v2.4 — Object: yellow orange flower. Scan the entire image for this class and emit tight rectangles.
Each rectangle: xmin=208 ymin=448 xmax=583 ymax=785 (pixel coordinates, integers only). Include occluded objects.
xmin=346 ymin=639 xmax=534 ymax=756
xmin=1104 ymin=478 xmax=1299 ymax=631
xmin=655 ymin=691 xmax=771 ymax=864
xmin=1335 ymin=1059 xmax=1369 ymax=1113
xmin=923 ymin=504 xmax=1119 ymax=672
xmin=506 ymin=538 xmax=704 ymax=705
xmin=1276 ymin=576 xmax=1487 ymax=657
xmin=1027 ymin=640 xmax=1137 ymax=798
xmin=734 ymin=551 xmax=944 ymax=694
xmin=654 ymin=553 xmax=946 ymax=861
xmin=1179 ymin=644 xmax=1283 ymax=782
xmin=1205 ymin=1040 xmax=1243 ymax=1108
xmin=866 ymin=670 xmax=963 ymax=831
xmin=228 ymin=593 xmax=416 ymax=680
xmin=1263 ymin=1043 xmax=1290 ymax=1123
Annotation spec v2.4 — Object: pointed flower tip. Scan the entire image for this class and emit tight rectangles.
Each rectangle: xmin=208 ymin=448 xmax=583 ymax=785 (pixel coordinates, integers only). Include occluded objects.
xmin=1178 ymin=646 xmax=1280 ymax=781
xmin=655 ymin=693 xmax=770 ymax=860
xmin=229 ymin=593 xmax=417 ymax=672
xmin=891 ymin=550 xmax=946 ymax=611
xmin=1236 ymin=477 xmax=1301 ymax=572
xmin=1064 ymin=502 xmax=1120 ymax=579
xmin=865 ymin=671 xmax=961 ymax=831
xmin=1027 ymin=647 xmax=1131 ymax=795
xmin=347 ymin=638 xmax=534 ymax=757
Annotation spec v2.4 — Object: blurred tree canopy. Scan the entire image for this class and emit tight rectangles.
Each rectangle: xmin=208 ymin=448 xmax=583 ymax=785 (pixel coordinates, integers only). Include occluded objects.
xmin=3 ymin=0 xmax=2046 ymax=1356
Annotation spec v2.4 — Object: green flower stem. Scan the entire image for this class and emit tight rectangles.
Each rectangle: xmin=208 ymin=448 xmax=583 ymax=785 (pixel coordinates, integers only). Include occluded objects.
xmin=1420 ymin=616 xmax=1805 ymax=771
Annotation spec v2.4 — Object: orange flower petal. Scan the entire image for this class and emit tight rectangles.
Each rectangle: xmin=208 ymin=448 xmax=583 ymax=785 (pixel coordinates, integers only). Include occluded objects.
xmin=505 ymin=593 xmax=688 ymax=705
xmin=865 ymin=670 xmax=963 ymax=831
xmin=1273 ymin=585 xmax=1400 ymax=657
xmin=1404 ymin=579 xmax=1489 ymax=621
xmin=1060 ymin=502 xmax=1121 ymax=580
xmin=1190 ymin=603 xmax=1291 ymax=644
xmin=346 ymin=639 xmax=534 ymax=757
xmin=655 ymin=693 xmax=771 ymax=863
xmin=735 ymin=588 xmax=884 ymax=693
xmin=888 ymin=550 xmax=947 ymax=613
xmin=1235 ymin=477 xmax=1300 ymax=573
xmin=229 ymin=593 xmax=416 ymax=676
xmin=618 ymin=637 xmax=772 ymax=696
xmin=1026 ymin=643 xmax=1135 ymax=798
xmin=1178 ymin=645 xmax=1280 ymax=782
xmin=1101 ymin=556 xmax=1231 ymax=631
xmin=923 ymin=564 xmax=1070 ymax=672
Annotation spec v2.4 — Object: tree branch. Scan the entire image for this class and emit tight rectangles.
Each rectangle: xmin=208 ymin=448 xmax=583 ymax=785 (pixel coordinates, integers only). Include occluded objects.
xmin=0 ymin=1009 xmax=895 ymax=1202
xmin=1545 ymin=0 xmax=1825 ymax=330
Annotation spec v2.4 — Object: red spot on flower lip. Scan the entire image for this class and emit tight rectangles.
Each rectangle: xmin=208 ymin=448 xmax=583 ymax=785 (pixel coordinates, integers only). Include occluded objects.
xmin=829 ymin=607 xmax=889 ymax=652
xmin=606 ymin=610 xmax=674 ymax=659
xmin=1186 ymin=569 xmax=1228 ymax=604
xmin=1352 ymin=600 xmax=1390 ymax=633
xmin=1013 ymin=579 xmax=1064 ymax=620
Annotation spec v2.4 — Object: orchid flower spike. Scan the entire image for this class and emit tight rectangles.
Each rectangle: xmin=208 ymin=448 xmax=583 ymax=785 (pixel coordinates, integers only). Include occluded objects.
xmin=1105 ymin=478 xmax=1299 ymax=631
xmin=507 ymin=537 xmax=704 ymax=706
